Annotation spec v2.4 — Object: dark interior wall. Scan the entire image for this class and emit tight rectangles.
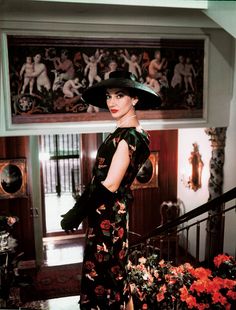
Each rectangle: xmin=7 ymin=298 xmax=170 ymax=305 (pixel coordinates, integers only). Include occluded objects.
xmin=80 ymin=133 xmax=103 ymax=187
xmin=0 ymin=136 xmax=35 ymax=259
xmin=130 ymin=130 xmax=178 ymax=238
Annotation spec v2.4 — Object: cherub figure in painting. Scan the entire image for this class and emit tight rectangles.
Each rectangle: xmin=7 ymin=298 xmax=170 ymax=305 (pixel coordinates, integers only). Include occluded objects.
xmin=120 ymin=49 xmax=142 ymax=80
xmin=83 ymin=49 xmax=104 ymax=87
xmin=144 ymin=75 xmax=161 ymax=94
xmin=104 ymin=59 xmax=118 ymax=80
xmin=62 ymin=77 xmax=84 ymax=98
xmin=19 ymin=56 xmax=35 ymax=95
xmin=83 ymin=49 xmax=104 ymax=112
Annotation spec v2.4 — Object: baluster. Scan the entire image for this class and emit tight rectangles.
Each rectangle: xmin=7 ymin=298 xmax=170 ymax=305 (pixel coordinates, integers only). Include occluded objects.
xmin=146 ymin=238 xmax=150 ymax=257
xmin=220 ymin=206 xmax=225 ymax=250
xmin=206 ymin=215 xmax=212 ymax=265
xmin=133 ymin=246 xmax=138 ymax=265
xmin=185 ymin=227 xmax=189 ymax=258
xmin=167 ymin=232 xmax=170 ymax=261
xmin=196 ymin=221 xmax=200 ymax=263
xmin=160 ymin=237 xmax=163 ymax=259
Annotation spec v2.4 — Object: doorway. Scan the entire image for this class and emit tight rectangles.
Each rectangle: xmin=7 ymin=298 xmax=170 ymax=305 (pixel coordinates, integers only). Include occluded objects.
xmin=39 ymin=134 xmax=82 ymax=236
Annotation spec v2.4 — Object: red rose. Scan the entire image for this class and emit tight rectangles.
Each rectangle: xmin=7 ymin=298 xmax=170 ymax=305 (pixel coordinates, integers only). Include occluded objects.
xmin=119 ymin=249 xmax=126 ymax=260
xmin=115 ymin=292 xmax=121 ymax=301
xmin=95 ymin=253 xmax=104 ymax=263
xmin=213 ymin=254 xmax=233 ymax=268
xmin=111 ymin=265 xmax=121 ymax=275
xmin=94 ymin=285 xmax=105 ymax=296
xmin=100 ymin=220 xmax=111 ymax=231
xmin=118 ymin=227 xmax=124 ymax=238
xmin=84 ymin=260 xmax=95 ymax=271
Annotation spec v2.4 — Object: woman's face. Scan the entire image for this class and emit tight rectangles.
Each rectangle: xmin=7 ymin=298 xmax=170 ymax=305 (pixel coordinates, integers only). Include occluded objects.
xmin=106 ymin=88 xmax=138 ymax=121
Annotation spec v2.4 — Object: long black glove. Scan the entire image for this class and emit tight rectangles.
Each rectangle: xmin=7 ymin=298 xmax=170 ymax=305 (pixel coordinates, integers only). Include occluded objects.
xmin=60 ymin=180 xmax=116 ymax=232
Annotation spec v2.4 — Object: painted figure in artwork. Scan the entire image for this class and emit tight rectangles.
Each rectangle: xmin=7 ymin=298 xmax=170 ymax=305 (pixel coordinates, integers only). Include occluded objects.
xmin=19 ymin=56 xmax=35 ymax=95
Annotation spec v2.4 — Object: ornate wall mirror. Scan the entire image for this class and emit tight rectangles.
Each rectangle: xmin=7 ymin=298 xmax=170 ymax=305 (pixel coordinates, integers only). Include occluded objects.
xmin=188 ymin=143 xmax=204 ymax=191
xmin=0 ymin=158 xmax=27 ymax=198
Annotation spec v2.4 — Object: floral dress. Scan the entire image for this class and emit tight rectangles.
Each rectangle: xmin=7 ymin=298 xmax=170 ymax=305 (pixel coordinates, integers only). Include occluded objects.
xmin=80 ymin=127 xmax=150 ymax=310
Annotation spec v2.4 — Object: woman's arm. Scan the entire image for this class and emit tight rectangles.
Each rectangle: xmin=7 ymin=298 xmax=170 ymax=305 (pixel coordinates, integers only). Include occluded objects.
xmin=102 ymin=140 xmax=130 ymax=192
xmin=61 ymin=140 xmax=130 ymax=231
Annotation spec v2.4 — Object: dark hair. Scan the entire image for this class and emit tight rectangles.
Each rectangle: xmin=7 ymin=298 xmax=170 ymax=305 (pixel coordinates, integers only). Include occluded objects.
xmin=125 ymin=87 xmax=137 ymax=98
xmin=121 ymin=87 xmax=141 ymax=106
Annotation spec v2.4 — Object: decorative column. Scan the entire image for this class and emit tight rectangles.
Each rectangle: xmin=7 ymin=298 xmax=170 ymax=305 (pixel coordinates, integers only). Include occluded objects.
xmin=204 ymin=127 xmax=227 ymax=263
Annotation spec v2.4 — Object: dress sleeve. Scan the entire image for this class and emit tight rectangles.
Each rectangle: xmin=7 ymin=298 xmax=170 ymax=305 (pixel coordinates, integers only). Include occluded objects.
xmin=119 ymin=129 xmax=138 ymax=160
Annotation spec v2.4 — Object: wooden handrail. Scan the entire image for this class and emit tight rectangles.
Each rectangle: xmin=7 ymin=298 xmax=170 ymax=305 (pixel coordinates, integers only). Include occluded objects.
xmin=132 ymin=187 xmax=236 ymax=246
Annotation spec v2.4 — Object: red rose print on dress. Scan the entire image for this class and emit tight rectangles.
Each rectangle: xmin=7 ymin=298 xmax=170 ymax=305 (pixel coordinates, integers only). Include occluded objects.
xmin=118 ymin=227 xmax=124 ymax=238
xmin=94 ymin=285 xmax=105 ymax=297
xmin=100 ymin=219 xmax=111 ymax=236
xmin=84 ymin=260 xmax=95 ymax=271
xmin=97 ymin=157 xmax=107 ymax=169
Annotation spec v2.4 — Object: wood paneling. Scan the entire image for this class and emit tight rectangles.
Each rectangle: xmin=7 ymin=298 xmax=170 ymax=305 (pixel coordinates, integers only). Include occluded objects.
xmin=80 ymin=133 xmax=102 ymax=186
xmin=130 ymin=130 xmax=178 ymax=239
xmin=0 ymin=136 xmax=36 ymax=260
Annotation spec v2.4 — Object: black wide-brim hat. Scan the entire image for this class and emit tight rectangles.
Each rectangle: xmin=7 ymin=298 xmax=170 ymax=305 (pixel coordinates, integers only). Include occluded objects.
xmin=82 ymin=70 xmax=162 ymax=110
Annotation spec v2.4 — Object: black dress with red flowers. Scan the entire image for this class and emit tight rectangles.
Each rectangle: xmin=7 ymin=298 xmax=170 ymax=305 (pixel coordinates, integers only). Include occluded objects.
xmin=80 ymin=127 xmax=150 ymax=310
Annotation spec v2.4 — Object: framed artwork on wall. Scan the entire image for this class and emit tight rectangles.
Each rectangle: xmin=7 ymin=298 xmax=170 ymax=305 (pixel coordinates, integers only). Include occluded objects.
xmin=4 ymin=34 xmax=207 ymax=127
xmin=0 ymin=158 xmax=27 ymax=199
xmin=131 ymin=152 xmax=159 ymax=190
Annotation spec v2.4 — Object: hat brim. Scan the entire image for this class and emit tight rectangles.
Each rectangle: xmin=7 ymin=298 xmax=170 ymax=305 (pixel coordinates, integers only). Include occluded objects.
xmin=82 ymin=78 xmax=162 ymax=110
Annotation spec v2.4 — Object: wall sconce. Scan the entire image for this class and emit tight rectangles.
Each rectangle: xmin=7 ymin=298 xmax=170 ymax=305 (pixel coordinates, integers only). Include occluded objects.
xmin=181 ymin=143 xmax=204 ymax=191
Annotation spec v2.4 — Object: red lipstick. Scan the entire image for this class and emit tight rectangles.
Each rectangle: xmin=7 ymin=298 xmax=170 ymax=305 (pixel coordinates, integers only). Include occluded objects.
xmin=110 ymin=109 xmax=118 ymax=113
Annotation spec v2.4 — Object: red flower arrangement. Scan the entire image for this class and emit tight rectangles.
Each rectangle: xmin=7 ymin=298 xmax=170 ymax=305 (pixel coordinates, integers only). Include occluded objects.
xmin=214 ymin=254 xmax=234 ymax=268
xmin=128 ymin=253 xmax=236 ymax=309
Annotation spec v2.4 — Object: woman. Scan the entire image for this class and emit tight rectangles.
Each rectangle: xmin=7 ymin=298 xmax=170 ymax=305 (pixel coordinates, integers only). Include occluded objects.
xmin=61 ymin=70 xmax=161 ymax=309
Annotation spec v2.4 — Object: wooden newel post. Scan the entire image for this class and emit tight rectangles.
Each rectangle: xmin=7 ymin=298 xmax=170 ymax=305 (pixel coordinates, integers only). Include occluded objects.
xmin=204 ymin=127 xmax=227 ymax=264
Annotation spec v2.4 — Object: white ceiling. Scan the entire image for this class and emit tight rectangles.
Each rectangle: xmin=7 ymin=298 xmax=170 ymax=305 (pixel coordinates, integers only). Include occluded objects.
xmin=0 ymin=0 xmax=216 ymax=29
xmin=1 ymin=1 xmax=236 ymax=38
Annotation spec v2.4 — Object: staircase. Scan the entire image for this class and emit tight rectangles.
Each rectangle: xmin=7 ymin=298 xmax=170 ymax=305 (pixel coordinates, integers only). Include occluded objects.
xmin=129 ymin=187 xmax=236 ymax=266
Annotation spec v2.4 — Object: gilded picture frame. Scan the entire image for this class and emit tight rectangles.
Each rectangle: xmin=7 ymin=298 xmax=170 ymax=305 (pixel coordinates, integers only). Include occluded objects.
xmin=131 ymin=152 xmax=159 ymax=190
xmin=0 ymin=158 xmax=27 ymax=199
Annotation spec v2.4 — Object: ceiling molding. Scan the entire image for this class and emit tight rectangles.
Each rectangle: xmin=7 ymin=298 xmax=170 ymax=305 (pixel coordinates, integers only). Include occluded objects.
xmin=202 ymin=1 xmax=236 ymax=39
xmin=30 ymin=0 xmax=208 ymax=9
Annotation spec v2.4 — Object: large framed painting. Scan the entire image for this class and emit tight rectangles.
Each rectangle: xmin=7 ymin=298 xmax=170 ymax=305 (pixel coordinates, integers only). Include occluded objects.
xmin=6 ymin=35 xmax=207 ymax=125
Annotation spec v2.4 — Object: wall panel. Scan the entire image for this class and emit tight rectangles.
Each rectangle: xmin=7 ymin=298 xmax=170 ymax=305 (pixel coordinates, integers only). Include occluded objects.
xmin=0 ymin=136 xmax=36 ymax=260
xmin=130 ymin=130 xmax=178 ymax=239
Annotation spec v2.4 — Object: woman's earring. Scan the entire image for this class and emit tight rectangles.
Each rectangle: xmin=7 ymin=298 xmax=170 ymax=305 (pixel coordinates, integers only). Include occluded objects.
xmin=132 ymin=98 xmax=138 ymax=106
